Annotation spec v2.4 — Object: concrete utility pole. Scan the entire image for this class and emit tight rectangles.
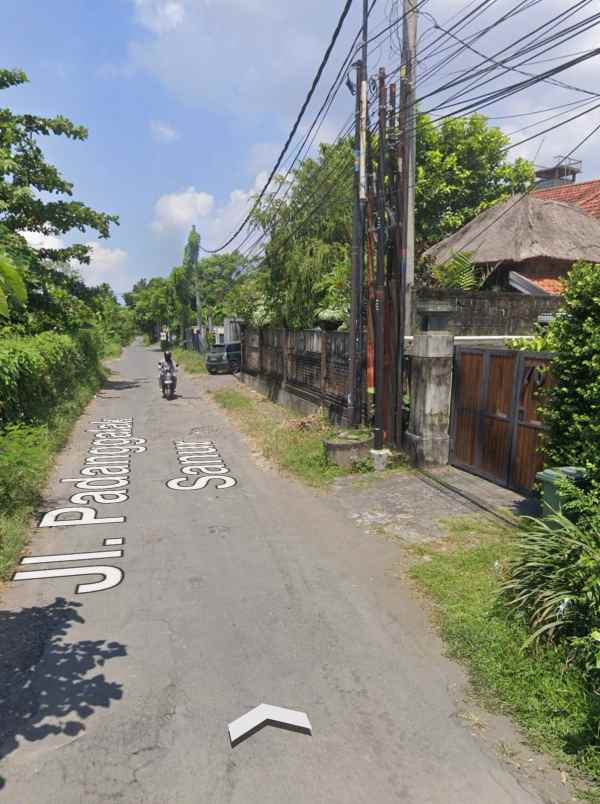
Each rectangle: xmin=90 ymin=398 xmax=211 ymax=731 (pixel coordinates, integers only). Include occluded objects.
xmin=401 ymin=0 xmax=417 ymax=335
xmin=373 ymin=69 xmax=387 ymax=451
xmin=348 ymin=59 xmax=364 ymax=426
xmin=348 ymin=0 xmax=369 ymax=426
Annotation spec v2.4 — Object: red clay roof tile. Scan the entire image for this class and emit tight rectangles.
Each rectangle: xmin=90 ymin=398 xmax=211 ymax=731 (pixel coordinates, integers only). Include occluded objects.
xmin=533 ymin=179 xmax=600 ymax=220
xmin=527 ymin=277 xmax=565 ymax=295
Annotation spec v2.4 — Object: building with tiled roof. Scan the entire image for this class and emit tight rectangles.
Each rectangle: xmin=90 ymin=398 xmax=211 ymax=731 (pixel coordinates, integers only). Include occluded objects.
xmin=423 ymin=195 xmax=600 ymax=296
xmin=532 ymin=179 xmax=600 ymax=221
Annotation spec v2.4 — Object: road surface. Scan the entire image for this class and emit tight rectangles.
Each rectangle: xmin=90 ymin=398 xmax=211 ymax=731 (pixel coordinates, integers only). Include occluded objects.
xmin=0 ymin=341 xmax=550 ymax=803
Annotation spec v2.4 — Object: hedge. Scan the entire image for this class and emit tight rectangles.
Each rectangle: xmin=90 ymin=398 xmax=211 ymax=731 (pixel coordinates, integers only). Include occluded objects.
xmin=0 ymin=330 xmax=101 ymax=426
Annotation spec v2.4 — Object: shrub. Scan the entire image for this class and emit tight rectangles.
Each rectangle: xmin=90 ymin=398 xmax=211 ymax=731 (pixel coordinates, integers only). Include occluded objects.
xmin=540 ymin=261 xmax=600 ymax=483
xmin=0 ymin=330 xmax=101 ymax=426
xmin=501 ymin=510 xmax=600 ymax=680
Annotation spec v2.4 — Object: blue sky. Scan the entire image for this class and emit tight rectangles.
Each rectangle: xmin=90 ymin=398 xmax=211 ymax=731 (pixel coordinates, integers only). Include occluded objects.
xmin=2 ymin=0 xmax=599 ymax=295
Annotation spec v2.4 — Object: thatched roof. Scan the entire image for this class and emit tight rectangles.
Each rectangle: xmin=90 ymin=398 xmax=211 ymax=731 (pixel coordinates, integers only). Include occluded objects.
xmin=422 ymin=195 xmax=600 ymax=265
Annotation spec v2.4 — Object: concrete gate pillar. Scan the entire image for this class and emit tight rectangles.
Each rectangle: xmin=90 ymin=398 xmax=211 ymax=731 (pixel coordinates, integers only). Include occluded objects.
xmin=405 ymin=332 xmax=454 ymax=467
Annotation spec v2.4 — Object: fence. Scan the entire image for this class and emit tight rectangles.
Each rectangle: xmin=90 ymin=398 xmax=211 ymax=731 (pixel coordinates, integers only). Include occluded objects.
xmin=241 ymin=328 xmax=350 ymax=418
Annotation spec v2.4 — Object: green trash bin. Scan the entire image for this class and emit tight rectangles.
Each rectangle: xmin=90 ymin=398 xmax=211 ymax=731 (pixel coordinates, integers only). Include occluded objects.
xmin=536 ymin=466 xmax=587 ymax=516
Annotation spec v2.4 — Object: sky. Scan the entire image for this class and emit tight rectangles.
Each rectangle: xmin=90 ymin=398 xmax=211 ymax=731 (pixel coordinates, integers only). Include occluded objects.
xmin=2 ymin=0 xmax=599 ymax=296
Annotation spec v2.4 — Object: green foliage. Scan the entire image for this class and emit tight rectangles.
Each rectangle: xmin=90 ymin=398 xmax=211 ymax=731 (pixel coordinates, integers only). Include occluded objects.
xmin=124 ymin=249 xmax=246 ymax=338
xmin=233 ymin=113 xmax=533 ymax=327
xmin=172 ymin=347 xmax=207 ymax=374
xmin=411 ymin=518 xmax=600 ymax=787
xmin=416 ymin=113 xmax=534 ymax=253
xmin=197 ymin=252 xmax=245 ymax=324
xmin=0 ymin=330 xmax=101 ymax=425
xmin=430 ymin=251 xmax=494 ymax=290
xmin=0 ymin=68 xmax=118 ymax=264
xmin=501 ymin=509 xmax=600 ymax=682
xmin=244 ymin=139 xmax=353 ymax=328
xmin=0 ymin=373 xmax=102 ymax=579
xmin=539 ymin=261 xmax=600 ymax=481
xmin=124 ymin=276 xmax=175 ymax=338
xmin=211 ymin=387 xmax=348 ymax=487
xmin=0 ymin=249 xmax=27 ymax=316
xmin=224 ymin=267 xmax=275 ymax=328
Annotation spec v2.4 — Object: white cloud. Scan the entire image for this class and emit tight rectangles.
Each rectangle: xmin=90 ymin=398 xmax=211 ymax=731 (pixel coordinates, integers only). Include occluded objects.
xmin=152 ymin=186 xmax=215 ymax=233
xmin=20 ymin=231 xmax=130 ymax=293
xmin=151 ymin=172 xmax=267 ymax=250
xmin=128 ymin=0 xmax=340 ymax=118
xmin=80 ymin=242 xmax=130 ymax=293
xmin=150 ymin=119 xmax=179 ymax=143
xmin=134 ymin=0 xmax=185 ymax=34
xmin=20 ymin=231 xmax=65 ymax=251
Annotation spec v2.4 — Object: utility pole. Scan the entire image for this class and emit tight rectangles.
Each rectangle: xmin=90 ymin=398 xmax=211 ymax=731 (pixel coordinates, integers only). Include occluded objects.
xmin=400 ymin=0 xmax=417 ymax=334
xmin=348 ymin=0 xmax=369 ymax=425
xmin=374 ymin=68 xmax=387 ymax=451
xmin=348 ymin=59 xmax=363 ymax=426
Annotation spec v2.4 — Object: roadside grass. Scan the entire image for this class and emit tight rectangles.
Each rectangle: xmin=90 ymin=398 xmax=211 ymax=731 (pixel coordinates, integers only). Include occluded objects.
xmin=101 ymin=337 xmax=124 ymax=358
xmin=211 ymin=386 xmax=360 ymax=487
xmin=173 ymin=347 xmax=207 ymax=375
xmin=410 ymin=514 xmax=600 ymax=796
xmin=0 ymin=373 xmax=103 ymax=581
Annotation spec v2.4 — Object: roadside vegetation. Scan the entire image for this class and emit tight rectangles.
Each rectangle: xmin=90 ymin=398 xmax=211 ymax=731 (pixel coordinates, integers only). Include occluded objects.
xmin=173 ymin=347 xmax=207 ymax=374
xmin=211 ymin=386 xmax=367 ymax=487
xmin=0 ymin=68 xmax=131 ymax=580
xmin=411 ymin=514 xmax=600 ymax=794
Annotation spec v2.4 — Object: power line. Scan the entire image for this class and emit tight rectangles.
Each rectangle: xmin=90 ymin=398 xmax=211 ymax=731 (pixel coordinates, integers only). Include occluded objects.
xmin=238 ymin=0 xmax=600 ymax=272
xmin=201 ymin=0 xmax=356 ymax=254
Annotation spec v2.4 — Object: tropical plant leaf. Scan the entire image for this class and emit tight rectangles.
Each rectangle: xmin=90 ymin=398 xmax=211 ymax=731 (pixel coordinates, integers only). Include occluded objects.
xmin=0 ymin=252 xmax=27 ymax=313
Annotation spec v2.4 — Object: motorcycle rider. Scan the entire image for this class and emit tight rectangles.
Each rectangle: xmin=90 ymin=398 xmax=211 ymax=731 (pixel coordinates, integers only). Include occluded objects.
xmin=158 ymin=350 xmax=177 ymax=394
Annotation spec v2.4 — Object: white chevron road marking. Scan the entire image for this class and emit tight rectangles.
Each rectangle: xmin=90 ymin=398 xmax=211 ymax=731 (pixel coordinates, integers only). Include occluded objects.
xmin=228 ymin=703 xmax=312 ymax=746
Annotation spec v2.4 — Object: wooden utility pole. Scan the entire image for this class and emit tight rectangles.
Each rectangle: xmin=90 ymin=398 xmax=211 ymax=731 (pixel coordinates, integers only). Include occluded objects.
xmin=400 ymin=0 xmax=417 ymax=334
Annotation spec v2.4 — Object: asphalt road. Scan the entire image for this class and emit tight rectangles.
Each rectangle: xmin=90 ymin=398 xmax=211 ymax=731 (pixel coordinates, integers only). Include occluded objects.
xmin=0 ymin=341 xmax=549 ymax=803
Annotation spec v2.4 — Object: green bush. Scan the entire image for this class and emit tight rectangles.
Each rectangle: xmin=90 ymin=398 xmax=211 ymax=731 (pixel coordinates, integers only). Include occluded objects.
xmin=0 ymin=330 xmax=101 ymax=426
xmin=501 ymin=510 xmax=600 ymax=681
xmin=0 ymin=423 xmax=51 ymax=511
xmin=540 ymin=261 xmax=600 ymax=482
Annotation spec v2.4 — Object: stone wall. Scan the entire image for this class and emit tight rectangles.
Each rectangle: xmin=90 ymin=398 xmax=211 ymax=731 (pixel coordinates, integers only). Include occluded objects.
xmin=413 ymin=289 xmax=562 ymax=335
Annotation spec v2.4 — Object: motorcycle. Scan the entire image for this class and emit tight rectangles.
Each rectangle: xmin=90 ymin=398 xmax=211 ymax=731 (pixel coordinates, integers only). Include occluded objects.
xmin=158 ymin=363 xmax=177 ymax=399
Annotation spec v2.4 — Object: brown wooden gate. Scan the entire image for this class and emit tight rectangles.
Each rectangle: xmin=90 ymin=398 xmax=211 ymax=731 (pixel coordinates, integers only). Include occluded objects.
xmin=450 ymin=347 xmax=553 ymax=493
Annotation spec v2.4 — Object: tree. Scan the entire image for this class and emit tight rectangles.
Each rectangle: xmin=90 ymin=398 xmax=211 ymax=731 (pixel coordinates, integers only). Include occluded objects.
xmin=0 ymin=69 xmax=118 ymax=266
xmin=182 ymin=225 xmax=201 ymax=326
xmin=243 ymin=113 xmax=534 ymax=328
xmin=540 ymin=261 xmax=600 ymax=482
xmin=416 ymin=113 xmax=534 ymax=253
xmin=0 ymin=249 xmax=27 ymax=317
xmin=170 ymin=265 xmax=192 ymax=342
xmin=125 ymin=277 xmax=174 ymax=339
xmin=197 ymin=252 xmax=245 ymax=325
xmin=248 ymin=139 xmax=353 ymax=328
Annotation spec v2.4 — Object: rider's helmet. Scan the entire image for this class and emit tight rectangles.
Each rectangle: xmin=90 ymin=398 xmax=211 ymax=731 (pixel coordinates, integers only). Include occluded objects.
xmin=164 ymin=351 xmax=172 ymax=361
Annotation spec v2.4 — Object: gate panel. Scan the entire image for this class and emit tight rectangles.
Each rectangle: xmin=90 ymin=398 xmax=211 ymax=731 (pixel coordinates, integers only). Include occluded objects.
xmin=450 ymin=347 xmax=552 ymax=493
xmin=451 ymin=350 xmax=484 ymax=469
xmin=509 ymin=354 xmax=552 ymax=493
xmin=478 ymin=352 xmax=517 ymax=484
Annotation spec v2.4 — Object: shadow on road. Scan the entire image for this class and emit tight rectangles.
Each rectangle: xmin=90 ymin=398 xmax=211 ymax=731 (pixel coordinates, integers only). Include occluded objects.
xmin=0 ymin=597 xmax=126 ymax=790
xmin=101 ymin=377 xmax=147 ymax=392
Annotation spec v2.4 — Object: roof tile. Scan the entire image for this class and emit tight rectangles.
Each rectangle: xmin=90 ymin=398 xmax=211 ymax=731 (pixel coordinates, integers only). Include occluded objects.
xmin=533 ymin=179 xmax=600 ymax=220
xmin=527 ymin=277 xmax=565 ymax=295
